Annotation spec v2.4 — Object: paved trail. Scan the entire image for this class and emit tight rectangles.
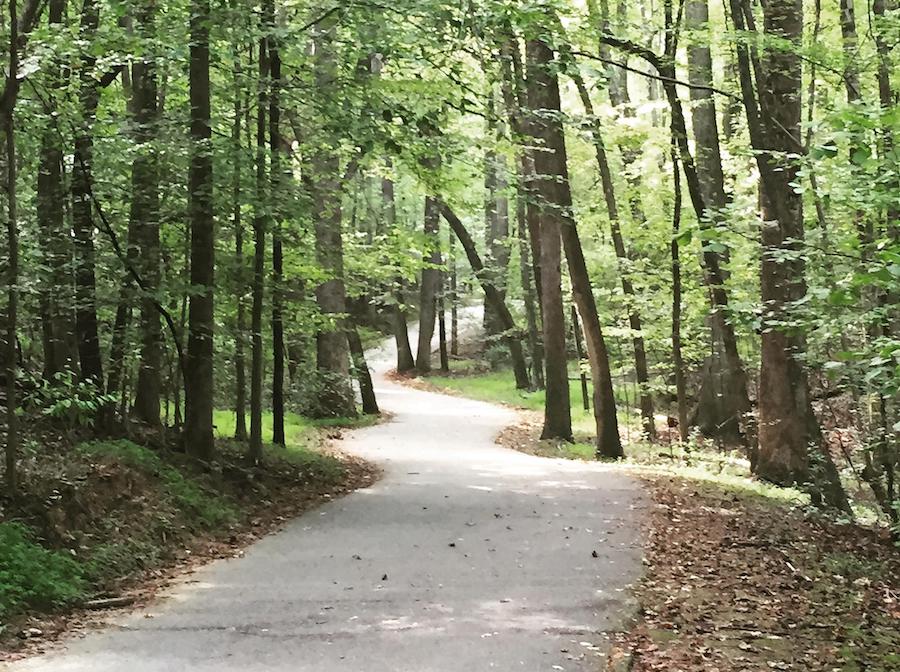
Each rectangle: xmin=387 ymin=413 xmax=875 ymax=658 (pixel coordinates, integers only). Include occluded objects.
xmin=9 ymin=316 xmax=643 ymax=671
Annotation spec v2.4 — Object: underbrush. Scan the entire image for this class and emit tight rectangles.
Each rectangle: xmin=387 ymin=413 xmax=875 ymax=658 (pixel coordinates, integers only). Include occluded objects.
xmin=0 ymin=523 xmax=85 ymax=620
xmin=0 ymin=410 xmax=379 ymax=643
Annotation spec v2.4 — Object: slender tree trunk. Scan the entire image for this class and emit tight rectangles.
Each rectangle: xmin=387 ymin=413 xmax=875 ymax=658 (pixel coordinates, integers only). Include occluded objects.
xmin=347 ymin=324 xmax=378 ymax=415
xmin=131 ymin=0 xmax=162 ymax=427
xmin=4 ymin=0 xmax=19 ymax=496
xmin=439 ymin=203 xmax=530 ymax=390
xmin=184 ymin=0 xmax=215 ymax=459
xmin=524 ymin=39 xmax=572 ymax=442
xmin=71 ymin=0 xmax=104 ymax=388
xmin=448 ymin=232 xmax=459 ymax=357
xmin=571 ymin=306 xmax=590 ymax=411
xmin=382 ymin=174 xmax=415 ymax=372
xmin=670 ymin=146 xmax=688 ymax=442
xmin=36 ymin=0 xmax=73 ymax=381
xmin=416 ymin=196 xmax=441 ymax=374
xmin=438 ymin=285 xmax=449 ymax=372
xmin=249 ymin=37 xmax=268 ymax=460
xmin=482 ymin=96 xmax=511 ymax=338
xmin=232 ymin=31 xmax=248 ymax=442
xmin=516 ymin=163 xmax=544 ymax=390
xmin=729 ymin=0 xmax=849 ymax=511
xmin=268 ymin=2 xmax=285 ymax=446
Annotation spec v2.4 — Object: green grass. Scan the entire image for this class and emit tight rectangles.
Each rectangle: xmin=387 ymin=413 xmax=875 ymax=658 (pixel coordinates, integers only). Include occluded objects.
xmin=214 ymin=409 xmax=380 ymax=452
xmin=0 ymin=522 xmax=86 ymax=619
xmin=425 ymin=359 xmax=635 ymax=436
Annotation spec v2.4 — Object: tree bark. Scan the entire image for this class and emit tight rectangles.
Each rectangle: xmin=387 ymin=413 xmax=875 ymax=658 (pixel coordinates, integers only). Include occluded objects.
xmin=526 ymin=33 xmax=622 ymax=456
xmin=565 ymin=60 xmax=655 ymax=440
xmin=415 ymin=195 xmax=441 ymax=374
xmin=184 ymin=0 xmax=215 ymax=459
xmin=268 ymin=2 xmax=285 ymax=446
xmin=311 ymin=23 xmax=355 ymax=418
xmin=670 ymin=145 xmax=688 ymax=441
xmin=685 ymin=0 xmax=752 ymax=446
xmin=36 ymin=0 xmax=74 ymax=381
xmin=232 ymin=27 xmax=248 ymax=442
xmin=382 ymin=174 xmax=415 ymax=373
xmin=4 ymin=0 xmax=19 ymax=496
xmin=249 ymin=36 xmax=268 ymax=461
xmin=348 ymin=325 xmax=379 ymax=415
xmin=71 ymin=0 xmax=104 ymax=388
xmin=482 ymin=95 xmax=511 ymax=338
xmin=516 ymin=162 xmax=544 ymax=390
xmin=131 ymin=0 xmax=162 ymax=428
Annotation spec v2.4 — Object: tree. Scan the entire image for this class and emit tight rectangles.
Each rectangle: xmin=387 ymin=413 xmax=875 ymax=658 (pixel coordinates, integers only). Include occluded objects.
xmin=526 ymin=28 xmax=622 ymax=457
xmin=71 ymin=0 xmax=105 ymax=388
xmin=184 ymin=0 xmax=215 ymax=459
xmin=311 ymin=20 xmax=355 ymax=418
xmin=729 ymin=0 xmax=848 ymax=510
xmin=131 ymin=0 xmax=162 ymax=428
xmin=249 ymin=35 xmax=268 ymax=462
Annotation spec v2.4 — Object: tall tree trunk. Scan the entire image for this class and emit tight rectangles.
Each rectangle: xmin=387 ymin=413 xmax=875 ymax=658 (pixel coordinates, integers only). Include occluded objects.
xmin=71 ymin=0 xmax=104 ymax=388
xmin=482 ymin=95 xmax=511 ymax=339
xmin=670 ymin=146 xmax=688 ymax=442
xmin=382 ymin=174 xmax=415 ymax=372
xmin=527 ymin=33 xmax=622 ymax=456
xmin=131 ymin=0 xmax=162 ymax=428
xmin=311 ymin=23 xmax=355 ymax=418
xmin=685 ymin=0 xmax=752 ymax=446
xmin=36 ymin=0 xmax=73 ymax=381
xmin=232 ymin=27 xmax=248 ymax=442
xmin=438 ymin=284 xmax=449 ymax=372
xmin=566 ymin=60 xmax=655 ymax=440
xmin=516 ymin=162 xmax=544 ymax=390
xmin=249 ymin=36 xmax=268 ymax=461
xmin=416 ymin=195 xmax=441 ymax=374
xmin=4 ymin=0 xmax=19 ymax=496
xmin=268 ymin=1 xmax=285 ymax=446
xmin=729 ymin=0 xmax=849 ymax=510
xmin=448 ymin=232 xmax=459 ymax=357
xmin=184 ymin=0 xmax=215 ymax=459
xmin=524 ymin=38 xmax=572 ymax=443
xmin=439 ymin=203 xmax=530 ymax=390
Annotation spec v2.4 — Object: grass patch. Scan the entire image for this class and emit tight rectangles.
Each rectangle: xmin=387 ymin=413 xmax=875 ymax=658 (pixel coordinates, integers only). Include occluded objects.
xmin=0 ymin=523 xmax=86 ymax=619
xmin=425 ymin=360 xmax=613 ymax=436
xmin=213 ymin=409 xmax=380 ymax=453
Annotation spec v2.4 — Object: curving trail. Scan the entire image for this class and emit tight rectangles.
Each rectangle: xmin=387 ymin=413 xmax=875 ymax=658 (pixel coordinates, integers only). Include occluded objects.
xmin=9 ymin=314 xmax=644 ymax=672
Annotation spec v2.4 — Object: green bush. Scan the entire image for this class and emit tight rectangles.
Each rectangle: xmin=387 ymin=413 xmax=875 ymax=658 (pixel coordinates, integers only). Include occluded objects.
xmin=0 ymin=523 xmax=85 ymax=618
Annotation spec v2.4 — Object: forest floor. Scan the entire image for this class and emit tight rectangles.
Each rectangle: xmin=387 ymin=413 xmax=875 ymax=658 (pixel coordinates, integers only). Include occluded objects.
xmin=412 ymin=357 xmax=900 ymax=672
xmin=0 ymin=412 xmax=380 ymax=660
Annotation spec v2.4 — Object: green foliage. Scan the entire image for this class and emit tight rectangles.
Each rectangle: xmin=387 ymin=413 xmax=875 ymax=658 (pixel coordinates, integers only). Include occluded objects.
xmin=0 ymin=523 xmax=86 ymax=619
xmin=21 ymin=371 xmax=117 ymax=431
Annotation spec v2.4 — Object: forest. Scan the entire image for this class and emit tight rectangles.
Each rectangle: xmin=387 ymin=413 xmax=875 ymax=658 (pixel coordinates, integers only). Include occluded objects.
xmin=0 ymin=0 xmax=898 ymax=667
